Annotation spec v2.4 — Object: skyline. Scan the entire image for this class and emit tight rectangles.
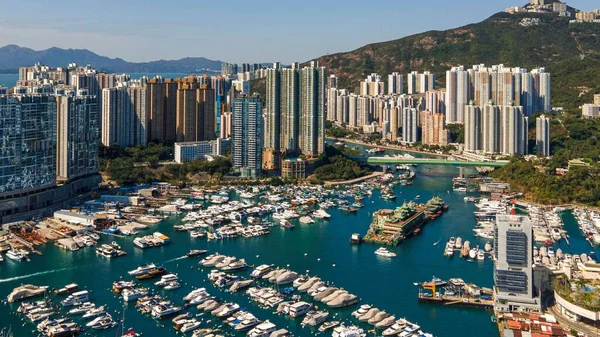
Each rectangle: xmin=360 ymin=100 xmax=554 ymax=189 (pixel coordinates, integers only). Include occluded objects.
xmin=0 ymin=0 xmax=595 ymax=65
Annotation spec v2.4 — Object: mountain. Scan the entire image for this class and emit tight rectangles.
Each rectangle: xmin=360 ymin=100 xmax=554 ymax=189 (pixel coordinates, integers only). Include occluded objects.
xmin=314 ymin=11 xmax=600 ymax=110
xmin=0 ymin=45 xmax=223 ymax=73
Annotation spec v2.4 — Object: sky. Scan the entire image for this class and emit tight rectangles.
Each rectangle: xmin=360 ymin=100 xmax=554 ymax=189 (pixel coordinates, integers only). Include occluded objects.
xmin=0 ymin=0 xmax=596 ymax=64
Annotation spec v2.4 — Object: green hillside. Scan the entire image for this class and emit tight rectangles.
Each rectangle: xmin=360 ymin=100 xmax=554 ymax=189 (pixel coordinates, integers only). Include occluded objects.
xmin=315 ymin=12 xmax=600 ymax=110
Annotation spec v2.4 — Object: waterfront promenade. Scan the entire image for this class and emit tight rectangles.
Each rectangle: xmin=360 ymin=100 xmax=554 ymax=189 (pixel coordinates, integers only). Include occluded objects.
xmin=323 ymin=171 xmax=384 ymax=186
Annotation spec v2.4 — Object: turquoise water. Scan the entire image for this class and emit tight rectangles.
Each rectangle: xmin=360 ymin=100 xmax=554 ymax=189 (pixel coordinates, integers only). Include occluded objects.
xmin=0 ymin=161 xmax=502 ymax=337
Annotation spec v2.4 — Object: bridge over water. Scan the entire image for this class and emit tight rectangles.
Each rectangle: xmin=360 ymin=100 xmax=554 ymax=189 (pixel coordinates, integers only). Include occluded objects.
xmin=358 ymin=157 xmax=509 ymax=167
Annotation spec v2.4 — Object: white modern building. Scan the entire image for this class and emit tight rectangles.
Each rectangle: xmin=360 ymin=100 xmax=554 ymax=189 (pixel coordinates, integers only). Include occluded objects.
xmin=401 ymin=107 xmax=418 ymax=144
xmin=536 ymin=114 xmax=550 ymax=156
xmin=388 ymin=72 xmax=404 ymax=95
xmin=464 ymin=104 xmax=482 ymax=152
xmin=494 ymin=214 xmax=541 ymax=313
xmin=232 ymin=96 xmax=262 ymax=178
xmin=174 ymin=138 xmax=231 ymax=163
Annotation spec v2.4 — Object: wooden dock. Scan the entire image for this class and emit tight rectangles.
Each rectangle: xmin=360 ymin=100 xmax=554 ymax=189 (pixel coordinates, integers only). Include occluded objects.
xmin=418 ymin=294 xmax=493 ymax=309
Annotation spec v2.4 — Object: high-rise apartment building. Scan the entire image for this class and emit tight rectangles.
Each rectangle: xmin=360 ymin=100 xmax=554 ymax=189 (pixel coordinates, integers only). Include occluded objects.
xmin=327 ymin=75 xmax=338 ymax=89
xmin=299 ymin=62 xmax=326 ymax=156
xmin=175 ymin=77 xmax=216 ymax=142
xmin=402 ymin=108 xmax=418 ymax=144
xmin=265 ymin=64 xmax=281 ymax=151
xmin=147 ymin=77 xmax=177 ymax=143
xmin=464 ymin=104 xmax=482 ymax=152
xmin=536 ymin=114 xmax=550 ymax=156
xmin=388 ymin=72 xmax=404 ymax=95
xmin=102 ymin=86 xmax=134 ymax=147
xmin=0 ymin=94 xmax=57 ymax=194
xmin=421 ymin=112 xmax=449 ymax=146
xmin=360 ymin=73 xmax=384 ymax=96
xmin=326 ymin=88 xmax=338 ymax=122
xmin=446 ymin=66 xmax=470 ymax=123
xmin=500 ymin=105 xmax=528 ymax=155
xmin=56 ymin=94 xmax=98 ymax=182
xmin=280 ymin=64 xmax=300 ymax=153
xmin=232 ymin=96 xmax=262 ymax=178
xmin=220 ymin=111 xmax=233 ymax=139
xmin=494 ymin=214 xmax=541 ymax=312
xmin=482 ymin=104 xmax=501 ymax=154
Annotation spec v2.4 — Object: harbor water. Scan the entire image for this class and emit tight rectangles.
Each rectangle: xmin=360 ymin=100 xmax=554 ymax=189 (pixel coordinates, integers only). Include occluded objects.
xmin=0 ymin=159 xmax=502 ymax=337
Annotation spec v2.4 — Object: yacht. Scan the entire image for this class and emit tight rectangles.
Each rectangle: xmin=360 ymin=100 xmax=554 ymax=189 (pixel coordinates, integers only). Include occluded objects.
xmin=319 ymin=320 xmax=341 ymax=332
xmin=477 ymin=250 xmax=485 ymax=260
xmin=215 ymin=302 xmax=240 ymax=318
xmin=82 ymin=306 xmax=105 ymax=319
xmin=382 ymin=319 xmax=408 ymax=336
xmin=232 ymin=314 xmax=261 ymax=331
xmin=122 ymin=287 xmax=149 ymax=302
xmin=54 ymin=283 xmax=78 ymax=295
xmin=301 ymin=310 xmax=329 ymax=327
xmin=250 ymin=264 xmax=274 ymax=278
xmin=288 ymin=301 xmax=312 ymax=318
xmin=183 ymin=288 xmax=209 ymax=301
xmin=164 ymin=281 xmax=181 ymax=290
xmin=155 ymin=274 xmax=179 ymax=287
xmin=455 ymin=237 xmax=463 ymax=249
xmin=128 ymin=263 xmax=157 ymax=276
xmin=374 ymin=247 xmax=397 ymax=257
xmin=68 ymin=302 xmax=95 ymax=315
xmin=247 ymin=320 xmax=277 ymax=337
xmin=351 ymin=304 xmax=371 ymax=318
xmin=299 ymin=216 xmax=315 ymax=224
xmin=180 ymin=319 xmax=202 ymax=332
xmin=5 ymin=249 xmax=28 ymax=261
xmin=332 ymin=324 xmax=366 ymax=337
xmin=469 ymin=248 xmax=478 ymax=259
xmin=7 ymin=284 xmax=48 ymax=302
xmin=151 ymin=304 xmax=182 ymax=319
xmin=89 ymin=316 xmax=117 ymax=330
xmin=314 ymin=209 xmax=331 ymax=219
xmin=61 ymin=290 xmax=89 ymax=307
xmin=221 ymin=259 xmax=248 ymax=271
xmin=136 ymin=267 xmax=167 ymax=280
xmin=46 ymin=322 xmax=81 ymax=336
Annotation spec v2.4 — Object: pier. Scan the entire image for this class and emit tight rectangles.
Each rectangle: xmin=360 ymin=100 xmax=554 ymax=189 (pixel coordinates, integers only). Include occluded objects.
xmin=417 ymin=278 xmax=494 ymax=310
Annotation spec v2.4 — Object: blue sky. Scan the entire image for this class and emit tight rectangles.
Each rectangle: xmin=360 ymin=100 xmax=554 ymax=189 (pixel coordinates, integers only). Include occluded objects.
xmin=0 ymin=0 xmax=595 ymax=64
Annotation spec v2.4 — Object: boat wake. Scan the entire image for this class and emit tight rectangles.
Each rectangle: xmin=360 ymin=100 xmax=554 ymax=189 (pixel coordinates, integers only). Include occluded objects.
xmin=163 ymin=256 xmax=187 ymax=264
xmin=0 ymin=267 xmax=76 ymax=284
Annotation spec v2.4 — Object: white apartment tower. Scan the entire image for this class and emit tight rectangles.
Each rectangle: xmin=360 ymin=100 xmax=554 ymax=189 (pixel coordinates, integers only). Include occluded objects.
xmin=388 ymin=72 xmax=404 ymax=95
xmin=464 ymin=104 xmax=482 ymax=152
xmin=536 ymin=114 xmax=550 ymax=156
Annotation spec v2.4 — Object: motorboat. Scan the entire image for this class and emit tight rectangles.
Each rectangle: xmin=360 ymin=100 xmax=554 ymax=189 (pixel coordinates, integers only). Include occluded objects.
xmin=54 ymin=283 xmax=78 ymax=295
xmin=60 ymin=290 xmax=89 ymax=307
xmin=455 ymin=237 xmax=463 ymax=249
xmin=301 ymin=310 xmax=329 ymax=327
xmin=6 ymin=249 xmax=28 ymax=262
xmin=46 ymin=322 xmax=81 ymax=336
xmin=477 ymin=250 xmax=485 ymax=260
xmin=288 ymin=301 xmax=312 ymax=318
xmin=155 ymin=274 xmax=179 ymax=287
xmin=469 ymin=248 xmax=478 ymax=259
xmin=113 ymin=280 xmax=136 ymax=293
xmin=180 ymin=319 xmax=202 ymax=332
xmin=221 ymin=259 xmax=249 ymax=271
xmin=151 ymin=303 xmax=182 ymax=319
xmin=136 ymin=267 xmax=167 ymax=280
xmin=122 ymin=287 xmax=149 ymax=302
xmin=250 ymin=264 xmax=274 ymax=278
xmin=128 ymin=263 xmax=157 ymax=276
xmin=68 ymin=302 xmax=95 ymax=315
xmin=183 ymin=288 xmax=209 ymax=302
xmin=319 ymin=320 xmax=340 ymax=332
xmin=89 ymin=316 xmax=117 ymax=330
xmin=214 ymin=302 xmax=240 ymax=318
xmin=332 ymin=324 xmax=366 ymax=337
xmin=247 ymin=320 xmax=277 ymax=337
xmin=374 ymin=247 xmax=396 ymax=257
xmin=299 ymin=216 xmax=315 ymax=224
xmin=164 ymin=281 xmax=182 ymax=290
xmin=186 ymin=249 xmax=208 ymax=258
xmin=7 ymin=284 xmax=48 ymax=303
xmin=82 ymin=306 xmax=106 ymax=319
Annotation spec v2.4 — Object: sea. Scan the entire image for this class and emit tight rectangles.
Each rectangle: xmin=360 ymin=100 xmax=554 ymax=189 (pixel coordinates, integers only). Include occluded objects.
xmin=0 ymin=91 xmax=597 ymax=337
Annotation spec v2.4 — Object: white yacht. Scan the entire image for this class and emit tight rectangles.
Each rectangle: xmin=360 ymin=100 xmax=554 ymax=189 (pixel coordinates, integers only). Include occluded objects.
xmin=477 ymin=250 xmax=485 ymax=260
xmin=247 ymin=320 xmax=277 ymax=337
xmin=183 ymin=288 xmax=208 ymax=301
xmin=351 ymin=304 xmax=371 ymax=318
xmin=288 ymin=301 xmax=312 ymax=318
xmin=127 ymin=263 xmax=157 ymax=276
xmin=122 ymin=288 xmax=148 ymax=302
xmin=7 ymin=284 xmax=48 ymax=302
xmin=180 ymin=319 xmax=202 ymax=332
xmin=374 ymin=247 xmax=396 ymax=258
xmin=61 ymin=290 xmax=89 ymax=307
xmin=332 ymin=324 xmax=366 ymax=337
xmin=5 ymin=249 xmax=28 ymax=262
xmin=299 ymin=216 xmax=315 ymax=224
xmin=68 ymin=302 xmax=95 ymax=315
xmin=250 ymin=264 xmax=274 ymax=278
xmin=469 ymin=248 xmax=478 ymax=259
xmin=454 ymin=237 xmax=463 ymax=249
xmin=155 ymin=274 xmax=179 ymax=287
xmin=82 ymin=306 xmax=105 ymax=319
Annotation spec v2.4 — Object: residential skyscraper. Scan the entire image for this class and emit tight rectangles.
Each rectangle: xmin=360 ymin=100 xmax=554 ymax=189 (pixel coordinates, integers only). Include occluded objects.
xmin=464 ymin=104 xmax=482 ymax=152
xmin=101 ymin=87 xmax=134 ymax=147
xmin=421 ymin=111 xmax=449 ymax=146
xmin=531 ymin=68 xmax=551 ymax=113
xmin=147 ymin=77 xmax=177 ymax=143
xmin=56 ymin=94 xmax=98 ymax=182
xmin=299 ymin=62 xmax=326 ymax=156
xmin=360 ymin=73 xmax=384 ymax=96
xmin=482 ymin=103 xmax=501 ymax=154
xmin=500 ymin=105 xmax=528 ymax=155
xmin=494 ymin=214 xmax=540 ymax=312
xmin=175 ymin=77 xmax=216 ymax=142
xmin=446 ymin=66 xmax=469 ymax=123
xmin=232 ymin=96 xmax=262 ymax=178
xmin=388 ymin=72 xmax=404 ymax=95
xmin=265 ymin=65 xmax=281 ymax=151
xmin=536 ymin=114 xmax=550 ymax=156
xmin=402 ymin=107 xmax=418 ymax=144
xmin=0 ymin=94 xmax=57 ymax=194
xmin=220 ymin=111 xmax=232 ymax=139
xmin=280 ymin=64 xmax=300 ymax=153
